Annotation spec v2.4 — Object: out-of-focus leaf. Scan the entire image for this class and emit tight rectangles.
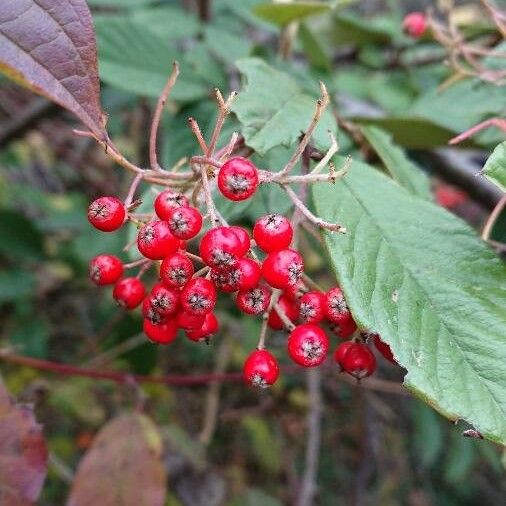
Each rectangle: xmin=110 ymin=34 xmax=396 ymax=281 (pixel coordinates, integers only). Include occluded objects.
xmin=444 ymin=433 xmax=475 ymax=483
xmin=67 ymin=413 xmax=166 ymax=506
xmin=361 ymin=125 xmax=431 ymax=199
xmin=241 ymin=415 xmax=281 ymax=473
xmin=232 ymin=58 xmax=337 ymax=155
xmin=482 ymin=141 xmax=506 ymax=192
xmin=10 ymin=317 xmax=49 ymax=359
xmin=132 ymin=6 xmax=201 ymax=40
xmin=253 ymin=1 xmax=331 ymax=26
xmin=89 ymin=0 xmax=154 ymax=7
xmin=0 ymin=377 xmax=48 ymax=505
xmin=313 ymin=158 xmax=506 ymax=444
xmin=0 ymin=0 xmax=105 ymax=137
xmin=299 ymin=23 xmax=332 ymax=72
xmin=0 ymin=211 xmax=44 ymax=260
xmin=412 ymin=402 xmax=443 ymax=467
xmin=331 ymin=13 xmax=396 ymax=45
xmin=163 ymin=424 xmax=206 ymax=472
xmin=204 ymin=26 xmax=252 ymax=64
xmin=228 ymin=488 xmax=283 ymax=506
xmin=0 ymin=270 xmax=36 ymax=304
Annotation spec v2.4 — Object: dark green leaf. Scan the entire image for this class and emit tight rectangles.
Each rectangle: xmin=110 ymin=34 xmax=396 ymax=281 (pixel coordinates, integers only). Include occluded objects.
xmin=312 ymin=157 xmax=506 ymax=444
xmin=299 ymin=23 xmax=332 ymax=72
xmin=332 ymin=13 xmax=396 ymax=46
xmin=132 ymin=6 xmax=201 ymax=40
xmin=412 ymin=402 xmax=443 ymax=467
xmin=253 ymin=2 xmax=331 ymax=26
xmin=482 ymin=141 xmax=506 ymax=192
xmin=0 ymin=210 xmax=44 ymax=260
xmin=361 ymin=125 xmax=431 ymax=199
xmin=0 ymin=270 xmax=36 ymax=303
xmin=10 ymin=317 xmax=49 ymax=359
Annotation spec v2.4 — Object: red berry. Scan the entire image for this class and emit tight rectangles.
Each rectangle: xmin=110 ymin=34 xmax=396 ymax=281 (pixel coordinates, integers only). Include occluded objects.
xmin=333 ymin=341 xmax=354 ymax=371
xmin=243 ymin=349 xmax=279 ymax=388
xmin=88 ymin=196 xmax=126 ymax=232
xmin=268 ymin=294 xmax=299 ymax=330
xmin=199 ymin=226 xmax=243 ymax=270
xmin=324 ymin=287 xmax=352 ymax=325
xmin=186 ymin=313 xmax=219 ymax=342
xmin=230 ymin=226 xmax=251 ymax=256
xmin=154 ymin=189 xmax=189 ymax=220
xmin=160 ymin=252 xmax=194 ymax=289
xmin=299 ymin=291 xmax=326 ymax=324
xmin=372 ymin=334 xmax=396 ymax=364
xmin=253 ymin=214 xmax=293 ymax=253
xmin=142 ymin=297 xmax=167 ymax=326
xmin=218 ymin=156 xmax=259 ymax=201
xmin=262 ymin=249 xmax=304 ymax=289
xmin=211 ymin=268 xmax=240 ymax=293
xmin=89 ymin=255 xmax=123 ymax=286
xmin=180 ymin=277 xmax=217 ymax=315
xmin=341 ymin=343 xmax=376 ymax=379
xmin=236 ymin=285 xmax=271 ymax=315
xmin=113 ymin=277 xmax=146 ymax=309
xmin=283 ymin=279 xmax=306 ymax=302
xmin=212 ymin=258 xmax=261 ymax=293
xmin=166 ymin=206 xmax=202 ymax=240
xmin=287 ymin=324 xmax=329 ymax=367
xmin=402 ymin=12 xmax=426 ymax=38
xmin=147 ymin=283 xmax=179 ymax=317
xmin=176 ymin=310 xmax=205 ymax=330
xmin=137 ymin=220 xmax=179 ymax=260
xmin=332 ymin=318 xmax=357 ymax=339
xmin=143 ymin=318 xmax=178 ymax=345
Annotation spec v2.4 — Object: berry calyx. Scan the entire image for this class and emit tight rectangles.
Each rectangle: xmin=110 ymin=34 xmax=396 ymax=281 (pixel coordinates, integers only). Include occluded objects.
xmin=218 ymin=156 xmax=259 ymax=201
xmin=253 ymin=214 xmax=293 ymax=253
xmin=166 ymin=206 xmax=203 ymax=240
xmin=243 ymin=349 xmax=279 ymax=388
xmin=236 ymin=285 xmax=271 ymax=315
xmin=287 ymin=324 xmax=329 ymax=367
xmin=186 ymin=312 xmax=219 ymax=342
xmin=340 ymin=343 xmax=376 ymax=379
xmin=176 ymin=310 xmax=205 ymax=330
xmin=160 ymin=252 xmax=194 ymax=289
xmin=137 ymin=220 xmax=179 ymax=260
xmin=268 ymin=294 xmax=299 ymax=330
xmin=154 ymin=189 xmax=189 ymax=220
xmin=147 ymin=283 xmax=179 ymax=317
xmin=298 ymin=291 xmax=326 ymax=324
xmin=372 ymin=334 xmax=396 ymax=364
xmin=324 ymin=287 xmax=352 ymax=325
xmin=333 ymin=341 xmax=354 ymax=371
xmin=402 ymin=12 xmax=426 ymax=38
xmin=199 ymin=226 xmax=243 ymax=270
xmin=142 ymin=297 xmax=167 ymax=326
xmin=143 ymin=318 xmax=178 ymax=345
xmin=180 ymin=277 xmax=217 ymax=315
xmin=88 ymin=196 xmax=126 ymax=232
xmin=113 ymin=277 xmax=146 ymax=309
xmin=262 ymin=249 xmax=304 ymax=289
xmin=89 ymin=255 xmax=123 ymax=286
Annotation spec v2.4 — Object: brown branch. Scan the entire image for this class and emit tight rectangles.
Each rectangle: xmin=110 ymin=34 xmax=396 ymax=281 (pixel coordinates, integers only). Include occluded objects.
xmin=449 ymin=118 xmax=506 ymax=145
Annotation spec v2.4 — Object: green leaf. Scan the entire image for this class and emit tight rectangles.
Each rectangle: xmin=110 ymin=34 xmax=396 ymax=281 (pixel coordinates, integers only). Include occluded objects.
xmin=482 ymin=141 xmax=506 ymax=192
xmin=10 ymin=317 xmax=49 ymax=359
xmin=312 ymin=158 xmax=506 ymax=444
xmin=232 ymin=58 xmax=337 ymax=155
xmin=0 ymin=210 xmax=44 ymax=260
xmin=361 ymin=125 xmax=431 ymax=199
xmin=204 ymin=25 xmax=252 ymax=64
xmin=299 ymin=22 xmax=332 ymax=72
xmin=253 ymin=1 xmax=331 ymax=26
xmin=444 ymin=432 xmax=475 ymax=483
xmin=412 ymin=402 xmax=443 ymax=467
xmin=0 ymin=270 xmax=36 ymax=303
xmin=332 ymin=13 xmax=396 ymax=46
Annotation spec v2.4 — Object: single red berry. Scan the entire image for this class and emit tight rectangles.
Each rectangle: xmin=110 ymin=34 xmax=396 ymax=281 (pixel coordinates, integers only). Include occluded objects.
xmin=142 ymin=297 xmax=167 ymax=325
xmin=331 ymin=318 xmax=357 ymax=339
xmin=299 ymin=291 xmax=326 ymax=324
xmin=213 ymin=258 xmax=262 ymax=293
xmin=137 ymin=220 xmax=179 ymax=260
xmin=262 ymin=249 xmax=304 ymax=289
xmin=147 ymin=283 xmax=179 ymax=317
xmin=160 ymin=252 xmax=194 ymax=289
xmin=186 ymin=312 xmax=219 ymax=342
xmin=176 ymin=310 xmax=205 ymax=330
xmin=143 ymin=318 xmax=178 ymax=345
xmin=283 ymin=279 xmax=306 ymax=302
xmin=154 ymin=189 xmax=189 ymax=220
xmin=181 ymin=277 xmax=217 ymax=315
xmin=113 ymin=277 xmax=146 ymax=309
xmin=253 ymin=214 xmax=293 ymax=253
xmin=324 ymin=287 xmax=352 ymax=325
xmin=243 ymin=349 xmax=279 ymax=388
xmin=372 ymin=334 xmax=397 ymax=364
xmin=333 ymin=341 xmax=354 ymax=371
xmin=88 ymin=196 xmax=126 ymax=232
xmin=218 ymin=156 xmax=259 ymax=201
xmin=199 ymin=226 xmax=243 ymax=270
xmin=166 ymin=206 xmax=202 ymax=240
xmin=402 ymin=12 xmax=426 ymax=38
xmin=268 ymin=294 xmax=299 ymax=330
xmin=211 ymin=268 xmax=240 ymax=293
xmin=236 ymin=285 xmax=271 ymax=315
xmin=341 ymin=343 xmax=377 ymax=379
xmin=230 ymin=226 xmax=251 ymax=257
xmin=89 ymin=255 xmax=123 ymax=286
xmin=287 ymin=324 xmax=329 ymax=367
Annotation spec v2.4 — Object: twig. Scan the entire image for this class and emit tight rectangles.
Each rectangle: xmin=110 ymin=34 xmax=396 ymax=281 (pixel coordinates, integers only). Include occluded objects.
xmin=257 ymin=290 xmax=281 ymax=349
xmin=149 ymin=62 xmax=180 ymax=171
xmin=448 ymin=118 xmax=506 ymax=145
xmin=200 ymin=164 xmax=220 ymax=226
xmin=124 ymin=173 xmax=143 ymax=207
xmin=83 ymin=333 xmax=146 ymax=368
xmin=482 ymin=194 xmax=506 ymax=241
xmin=188 ymin=117 xmax=208 ymax=153
xmin=207 ymin=90 xmax=237 ymax=156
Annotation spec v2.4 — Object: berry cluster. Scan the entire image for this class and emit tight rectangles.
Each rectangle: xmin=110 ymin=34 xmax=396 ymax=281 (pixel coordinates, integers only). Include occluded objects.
xmin=87 ymin=158 xmax=396 ymax=388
